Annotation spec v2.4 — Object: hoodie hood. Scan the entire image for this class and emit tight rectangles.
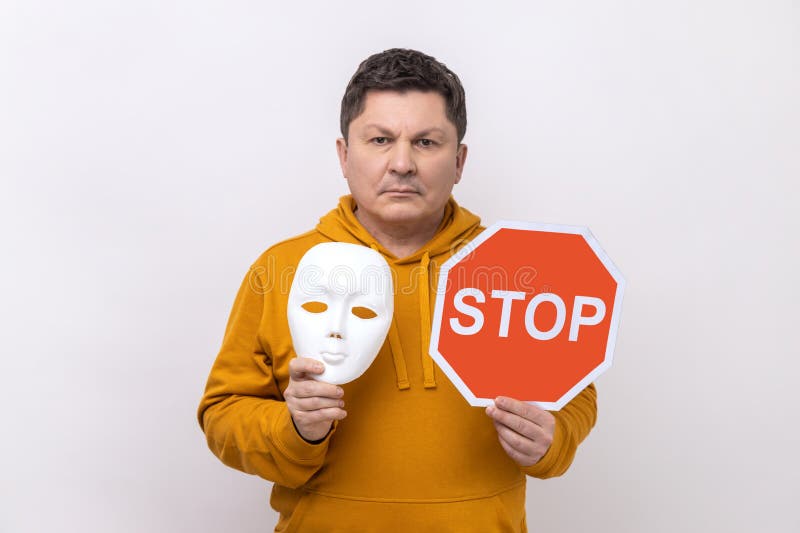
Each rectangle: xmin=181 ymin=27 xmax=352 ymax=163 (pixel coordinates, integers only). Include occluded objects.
xmin=315 ymin=195 xmax=483 ymax=390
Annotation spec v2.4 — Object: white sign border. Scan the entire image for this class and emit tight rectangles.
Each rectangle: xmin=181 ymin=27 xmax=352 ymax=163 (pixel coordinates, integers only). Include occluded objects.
xmin=428 ymin=220 xmax=626 ymax=410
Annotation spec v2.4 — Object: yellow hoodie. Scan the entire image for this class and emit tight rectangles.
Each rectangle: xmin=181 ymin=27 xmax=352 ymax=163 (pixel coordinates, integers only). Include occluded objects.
xmin=198 ymin=196 xmax=597 ymax=532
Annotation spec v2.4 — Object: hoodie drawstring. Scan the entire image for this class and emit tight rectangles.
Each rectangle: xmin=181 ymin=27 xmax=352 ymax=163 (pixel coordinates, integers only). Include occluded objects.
xmin=387 ymin=316 xmax=410 ymax=390
xmin=420 ymin=251 xmax=437 ymax=388
xmin=370 ymin=242 xmax=410 ymax=390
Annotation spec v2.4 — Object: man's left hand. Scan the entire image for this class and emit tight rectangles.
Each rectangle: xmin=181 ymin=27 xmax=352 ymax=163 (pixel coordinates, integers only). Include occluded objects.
xmin=486 ymin=397 xmax=556 ymax=467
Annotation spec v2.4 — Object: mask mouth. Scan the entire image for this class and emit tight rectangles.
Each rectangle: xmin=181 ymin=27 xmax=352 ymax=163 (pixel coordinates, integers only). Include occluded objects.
xmin=321 ymin=351 xmax=347 ymax=365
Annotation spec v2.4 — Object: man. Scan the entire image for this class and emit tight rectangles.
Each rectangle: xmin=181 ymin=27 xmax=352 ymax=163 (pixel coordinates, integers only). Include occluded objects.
xmin=198 ymin=48 xmax=597 ymax=532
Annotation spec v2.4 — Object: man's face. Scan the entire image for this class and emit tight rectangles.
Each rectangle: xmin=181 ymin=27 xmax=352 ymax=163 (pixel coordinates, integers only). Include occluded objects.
xmin=336 ymin=90 xmax=467 ymax=230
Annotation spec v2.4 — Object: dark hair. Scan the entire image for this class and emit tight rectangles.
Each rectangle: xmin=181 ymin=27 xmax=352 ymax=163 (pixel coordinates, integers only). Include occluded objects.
xmin=340 ymin=48 xmax=467 ymax=143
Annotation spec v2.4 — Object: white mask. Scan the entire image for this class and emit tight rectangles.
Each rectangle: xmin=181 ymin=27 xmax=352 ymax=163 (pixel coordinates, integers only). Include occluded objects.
xmin=287 ymin=242 xmax=394 ymax=385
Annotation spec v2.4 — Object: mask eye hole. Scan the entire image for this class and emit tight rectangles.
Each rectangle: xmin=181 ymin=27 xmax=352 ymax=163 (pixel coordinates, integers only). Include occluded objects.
xmin=301 ymin=301 xmax=328 ymax=313
xmin=351 ymin=306 xmax=377 ymax=319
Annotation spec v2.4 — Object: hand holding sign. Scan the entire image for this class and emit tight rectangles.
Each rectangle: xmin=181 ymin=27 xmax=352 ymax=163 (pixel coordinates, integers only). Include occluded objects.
xmin=485 ymin=396 xmax=556 ymax=467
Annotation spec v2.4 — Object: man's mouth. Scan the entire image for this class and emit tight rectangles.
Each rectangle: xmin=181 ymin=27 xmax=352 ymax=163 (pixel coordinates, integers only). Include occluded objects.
xmin=383 ymin=188 xmax=419 ymax=194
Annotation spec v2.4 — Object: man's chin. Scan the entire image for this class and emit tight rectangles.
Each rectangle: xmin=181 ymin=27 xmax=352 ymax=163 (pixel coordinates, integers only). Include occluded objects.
xmin=353 ymin=195 xmax=443 ymax=228
xmin=379 ymin=206 xmax=445 ymax=229
xmin=376 ymin=201 xmax=426 ymax=219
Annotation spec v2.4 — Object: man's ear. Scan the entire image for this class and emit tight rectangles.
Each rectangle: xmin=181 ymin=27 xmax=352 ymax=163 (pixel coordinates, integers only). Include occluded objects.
xmin=336 ymin=138 xmax=348 ymax=178
xmin=454 ymin=143 xmax=468 ymax=184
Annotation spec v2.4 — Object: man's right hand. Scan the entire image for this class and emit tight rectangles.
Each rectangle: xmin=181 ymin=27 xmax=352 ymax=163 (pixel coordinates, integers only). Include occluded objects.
xmin=285 ymin=357 xmax=347 ymax=442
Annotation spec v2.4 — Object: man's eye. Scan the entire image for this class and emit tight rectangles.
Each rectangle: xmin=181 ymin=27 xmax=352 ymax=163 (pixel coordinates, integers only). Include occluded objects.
xmin=417 ymin=139 xmax=435 ymax=147
xmin=372 ymin=137 xmax=389 ymax=145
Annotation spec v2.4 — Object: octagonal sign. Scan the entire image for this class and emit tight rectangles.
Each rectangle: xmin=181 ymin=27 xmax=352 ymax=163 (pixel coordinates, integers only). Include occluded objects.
xmin=429 ymin=221 xmax=625 ymax=410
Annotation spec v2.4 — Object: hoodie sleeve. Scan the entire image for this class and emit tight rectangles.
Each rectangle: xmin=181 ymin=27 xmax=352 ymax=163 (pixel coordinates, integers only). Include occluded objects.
xmin=197 ymin=262 xmax=332 ymax=488
xmin=521 ymin=383 xmax=597 ymax=479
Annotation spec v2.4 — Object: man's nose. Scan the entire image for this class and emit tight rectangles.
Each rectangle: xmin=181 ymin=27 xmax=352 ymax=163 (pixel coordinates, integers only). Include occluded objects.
xmin=388 ymin=141 xmax=416 ymax=176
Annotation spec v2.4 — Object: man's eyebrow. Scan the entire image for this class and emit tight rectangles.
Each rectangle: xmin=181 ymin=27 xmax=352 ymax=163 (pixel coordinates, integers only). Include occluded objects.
xmin=415 ymin=127 xmax=448 ymax=138
xmin=361 ymin=124 xmax=448 ymax=138
xmin=362 ymin=124 xmax=396 ymax=136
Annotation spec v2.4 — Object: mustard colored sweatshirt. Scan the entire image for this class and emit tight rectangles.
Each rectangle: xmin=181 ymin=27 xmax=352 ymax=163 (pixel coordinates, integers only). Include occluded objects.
xmin=198 ymin=196 xmax=597 ymax=532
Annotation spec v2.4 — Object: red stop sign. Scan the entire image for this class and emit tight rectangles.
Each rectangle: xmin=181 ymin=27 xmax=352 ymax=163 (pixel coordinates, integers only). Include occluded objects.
xmin=429 ymin=221 xmax=625 ymax=410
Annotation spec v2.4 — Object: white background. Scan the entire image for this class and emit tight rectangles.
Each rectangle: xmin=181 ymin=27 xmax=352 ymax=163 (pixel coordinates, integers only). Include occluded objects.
xmin=1 ymin=1 xmax=798 ymax=532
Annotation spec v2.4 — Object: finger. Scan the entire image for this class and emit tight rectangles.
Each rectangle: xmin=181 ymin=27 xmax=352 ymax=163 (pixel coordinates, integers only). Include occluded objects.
xmin=289 ymin=380 xmax=344 ymax=400
xmin=496 ymin=432 xmax=537 ymax=467
xmin=289 ymin=357 xmax=325 ymax=379
xmin=292 ymin=396 xmax=345 ymax=412
xmin=493 ymin=420 xmax=537 ymax=457
xmin=295 ymin=407 xmax=348 ymax=423
xmin=494 ymin=396 xmax=553 ymax=428
xmin=486 ymin=404 xmax=538 ymax=439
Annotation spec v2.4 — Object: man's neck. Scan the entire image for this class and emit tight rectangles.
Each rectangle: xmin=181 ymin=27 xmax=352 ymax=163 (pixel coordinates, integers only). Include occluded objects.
xmin=354 ymin=208 xmax=443 ymax=259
